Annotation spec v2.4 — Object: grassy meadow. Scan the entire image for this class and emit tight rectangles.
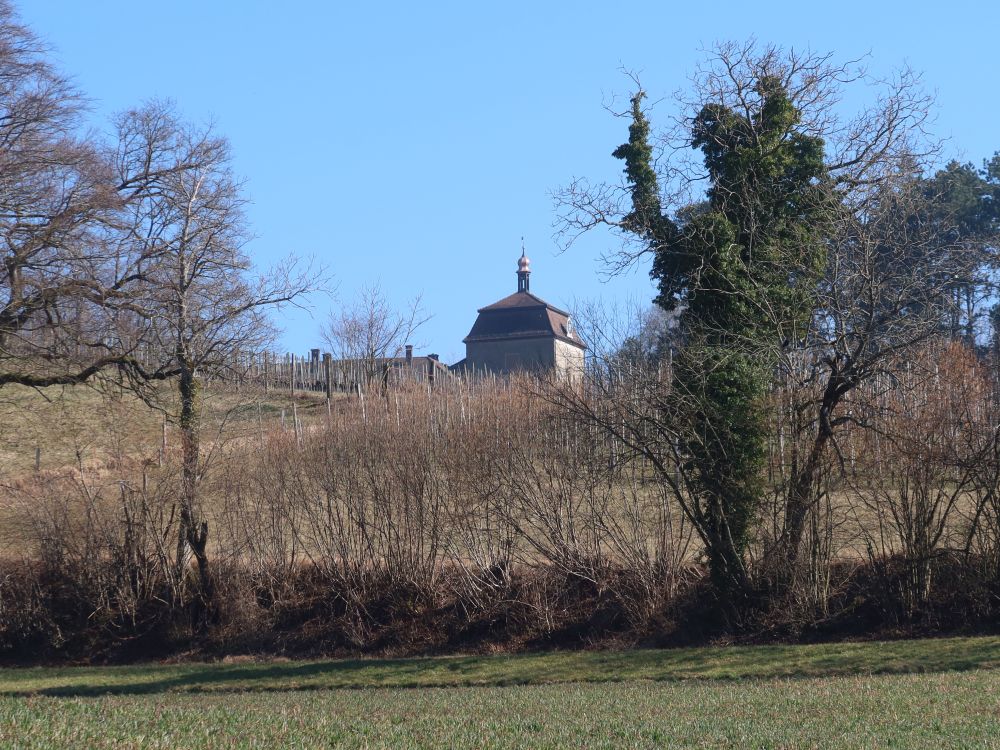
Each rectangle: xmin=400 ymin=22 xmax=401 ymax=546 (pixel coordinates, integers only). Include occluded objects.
xmin=2 ymin=636 xmax=999 ymax=748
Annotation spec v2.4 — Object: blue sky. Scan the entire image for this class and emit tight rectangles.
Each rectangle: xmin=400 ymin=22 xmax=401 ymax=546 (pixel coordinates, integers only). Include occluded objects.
xmin=22 ymin=1 xmax=1000 ymax=362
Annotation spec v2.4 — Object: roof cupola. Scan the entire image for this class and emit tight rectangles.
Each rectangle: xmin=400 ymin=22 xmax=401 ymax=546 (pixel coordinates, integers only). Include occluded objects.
xmin=517 ymin=241 xmax=531 ymax=293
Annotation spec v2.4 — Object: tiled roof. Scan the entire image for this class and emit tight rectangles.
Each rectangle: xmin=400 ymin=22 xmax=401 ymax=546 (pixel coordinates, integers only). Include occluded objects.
xmin=464 ymin=290 xmax=585 ymax=348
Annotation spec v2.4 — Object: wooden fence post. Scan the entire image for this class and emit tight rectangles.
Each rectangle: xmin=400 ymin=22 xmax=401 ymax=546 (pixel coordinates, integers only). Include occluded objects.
xmin=292 ymin=402 xmax=302 ymax=447
xmin=160 ymin=418 xmax=167 ymax=467
xmin=323 ymin=353 xmax=333 ymax=400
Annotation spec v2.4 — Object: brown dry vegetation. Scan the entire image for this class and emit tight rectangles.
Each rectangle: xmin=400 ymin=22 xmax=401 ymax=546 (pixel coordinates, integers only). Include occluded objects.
xmin=2 ymin=344 xmax=1000 ymax=664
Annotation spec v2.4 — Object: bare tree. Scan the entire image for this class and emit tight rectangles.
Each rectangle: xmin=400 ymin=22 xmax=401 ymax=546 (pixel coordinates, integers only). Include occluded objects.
xmin=770 ymin=157 xmax=1000 ymax=585
xmin=0 ymin=2 xmax=119 ymax=388
xmin=0 ymin=3 xmax=227 ymax=391
xmin=322 ymin=284 xmax=429 ymax=393
xmin=0 ymin=2 xmax=322 ymax=624
xmin=111 ymin=102 xmax=318 ymax=622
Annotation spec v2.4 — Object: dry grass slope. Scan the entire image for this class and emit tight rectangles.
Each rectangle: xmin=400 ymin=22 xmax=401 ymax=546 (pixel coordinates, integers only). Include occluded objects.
xmin=0 ymin=382 xmax=327 ymax=477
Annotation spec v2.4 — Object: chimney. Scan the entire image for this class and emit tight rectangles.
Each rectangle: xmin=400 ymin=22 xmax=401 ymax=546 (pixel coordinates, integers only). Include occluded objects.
xmin=405 ymin=344 xmax=413 ymax=365
xmin=428 ymin=353 xmax=439 ymax=361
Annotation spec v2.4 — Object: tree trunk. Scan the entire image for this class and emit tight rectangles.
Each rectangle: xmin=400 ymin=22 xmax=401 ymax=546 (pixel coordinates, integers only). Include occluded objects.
xmin=177 ymin=363 xmax=215 ymax=629
xmin=780 ymin=427 xmax=830 ymax=570
xmin=778 ymin=370 xmax=847 ymax=579
xmin=704 ymin=522 xmax=751 ymax=612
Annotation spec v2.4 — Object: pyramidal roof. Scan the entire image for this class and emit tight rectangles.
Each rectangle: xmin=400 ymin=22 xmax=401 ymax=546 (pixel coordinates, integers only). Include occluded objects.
xmin=463 ymin=290 xmax=585 ymax=348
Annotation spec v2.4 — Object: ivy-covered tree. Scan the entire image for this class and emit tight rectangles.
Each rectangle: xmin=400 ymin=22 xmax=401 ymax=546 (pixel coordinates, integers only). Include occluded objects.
xmin=557 ymin=43 xmax=934 ymax=610
xmin=611 ymin=76 xmax=831 ymax=602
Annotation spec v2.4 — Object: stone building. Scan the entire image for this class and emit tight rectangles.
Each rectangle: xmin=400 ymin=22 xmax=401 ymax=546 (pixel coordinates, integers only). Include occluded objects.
xmin=451 ymin=252 xmax=586 ymax=380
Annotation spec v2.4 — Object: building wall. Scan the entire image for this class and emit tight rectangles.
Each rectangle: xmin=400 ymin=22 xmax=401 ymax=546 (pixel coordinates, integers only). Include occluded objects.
xmin=465 ymin=336 xmax=585 ymax=381
xmin=554 ymin=338 xmax=585 ymax=384
xmin=465 ymin=337 xmax=555 ymax=375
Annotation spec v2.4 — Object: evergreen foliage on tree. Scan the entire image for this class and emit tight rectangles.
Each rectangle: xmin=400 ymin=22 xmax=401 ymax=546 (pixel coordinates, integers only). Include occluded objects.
xmin=612 ymin=75 xmax=831 ymax=602
xmin=918 ymin=157 xmax=1000 ymax=342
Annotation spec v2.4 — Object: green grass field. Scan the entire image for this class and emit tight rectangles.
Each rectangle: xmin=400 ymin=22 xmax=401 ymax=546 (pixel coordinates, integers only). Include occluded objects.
xmin=2 ymin=637 xmax=999 ymax=748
